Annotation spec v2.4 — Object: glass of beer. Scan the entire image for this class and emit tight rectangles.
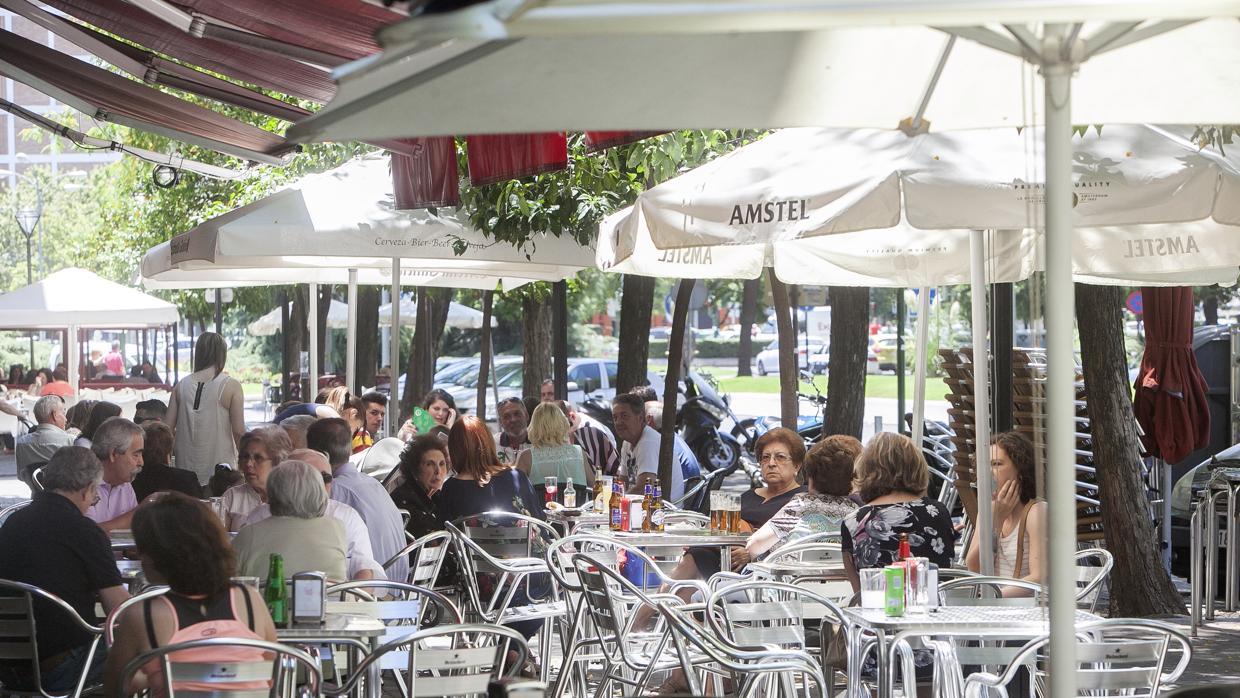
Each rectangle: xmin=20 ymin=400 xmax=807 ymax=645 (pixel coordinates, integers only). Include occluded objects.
xmin=728 ymin=493 xmax=742 ymax=534
xmin=710 ymin=492 xmax=723 ymax=532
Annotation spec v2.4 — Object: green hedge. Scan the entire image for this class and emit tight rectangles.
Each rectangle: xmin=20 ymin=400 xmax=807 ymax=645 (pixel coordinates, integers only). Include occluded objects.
xmin=649 ymin=337 xmax=743 ymax=360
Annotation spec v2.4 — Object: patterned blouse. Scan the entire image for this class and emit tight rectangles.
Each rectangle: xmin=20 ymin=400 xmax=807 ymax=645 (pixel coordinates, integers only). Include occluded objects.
xmin=764 ymin=493 xmax=859 ymax=546
xmin=839 ymin=496 xmax=955 ymax=569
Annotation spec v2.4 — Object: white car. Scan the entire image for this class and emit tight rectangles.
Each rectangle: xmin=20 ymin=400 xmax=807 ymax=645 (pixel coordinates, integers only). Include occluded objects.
xmin=450 ymin=358 xmax=664 ymax=415
xmin=808 ymin=348 xmax=882 ymax=375
xmin=754 ymin=339 xmax=827 ymax=376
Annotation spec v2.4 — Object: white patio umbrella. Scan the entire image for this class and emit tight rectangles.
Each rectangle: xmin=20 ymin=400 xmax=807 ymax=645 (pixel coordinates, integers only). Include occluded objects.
xmin=158 ymin=153 xmax=594 ymax=428
xmin=289 ymin=7 xmax=1240 ymax=688
xmin=247 ymin=300 xmax=351 ymax=336
xmin=377 ymin=298 xmax=497 ymax=329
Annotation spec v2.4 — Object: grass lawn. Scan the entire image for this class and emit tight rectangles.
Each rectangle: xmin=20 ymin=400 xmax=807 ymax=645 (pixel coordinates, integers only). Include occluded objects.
xmin=698 ymin=367 xmax=950 ymax=400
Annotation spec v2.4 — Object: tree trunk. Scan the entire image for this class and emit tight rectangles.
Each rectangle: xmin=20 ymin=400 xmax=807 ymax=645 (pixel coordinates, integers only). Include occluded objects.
xmin=824 ymin=286 xmax=870 ymax=439
xmin=287 ymin=287 xmax=306 ymax=401
xmin=553 ymin=281 xmax=569 ymax=399
xmin=616 ymin=274 xmax=655 ymax=394
xmin=737 ymin=278 xmax=758 ymax=377
xmin=476 ymin=291 xmax=495 ymax=421
xmin=660 ymin=279 xmax=694 ymax=497
xmin=1075 ymin=283 xmax=1186 ymax=616
xmin=403 ymin=288 xmax=453 ymax=418
xmin=354 ymin=286 xmax=381 ymax=389
xmin=522 ymin=293 xmax=552 ymax=399
xmin=768 ymin=269 xmax=798 ymax=426
xmin=1203 ymin=293 xmax=1220 ymax=325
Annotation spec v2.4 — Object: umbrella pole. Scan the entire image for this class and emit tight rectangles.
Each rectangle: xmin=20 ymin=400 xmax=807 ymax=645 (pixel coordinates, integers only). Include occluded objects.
xmin=308 ymin=283 xmax=319 ymax=401
xmin=67 ymin=323 xmax=79 ymax=394
xmin=1043 ymin=46 xmax=1079 ymax=697
xmin=970 ymin=233 xmax=994 ymax=576
xmin=390 ymin=258 xmax=401 ymax=434
xmin=346 ymin=269 xmax=358 ymax=393
xmin=911 ymin=288 xmax=931 ymax=450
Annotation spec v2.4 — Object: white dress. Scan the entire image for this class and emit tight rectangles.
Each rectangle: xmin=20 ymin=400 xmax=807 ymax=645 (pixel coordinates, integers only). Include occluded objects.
xmin=173 ymin=370 xmax=238 ymax=484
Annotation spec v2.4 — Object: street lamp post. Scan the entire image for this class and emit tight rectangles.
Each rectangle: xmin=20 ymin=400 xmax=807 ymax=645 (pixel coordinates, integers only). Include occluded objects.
xmin=2 ymin=166 xmax=88 ymax=373
xmin=14 ymin=206 xmax=39 ymax=369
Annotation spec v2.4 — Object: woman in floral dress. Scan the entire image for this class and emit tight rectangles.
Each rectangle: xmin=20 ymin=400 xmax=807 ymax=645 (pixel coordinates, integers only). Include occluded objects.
xmin=840 ymin=432 xmax=955 ymax=589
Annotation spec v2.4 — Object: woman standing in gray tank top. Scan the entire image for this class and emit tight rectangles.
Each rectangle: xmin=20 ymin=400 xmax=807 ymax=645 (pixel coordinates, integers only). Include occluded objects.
xmin=166 ymin=332 xmax=246 ymax=485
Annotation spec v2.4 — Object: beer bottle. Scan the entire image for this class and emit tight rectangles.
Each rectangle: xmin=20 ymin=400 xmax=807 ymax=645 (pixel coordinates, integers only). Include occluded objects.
xmin=651 ymin=486 xmax=665 ymax=532
xmin=564 ymin=478 xmax=577 ymax=508
xmin=641 ymin=484 xmax=654 ymax=532
xmin=897 ymin=533 xmax=912 ymax=561
xmin=264 ymin=553 xmax=287 ymax=626
xmin=592 ymin=468 xmax=605 ymax=509
xmin=609 ymin=481 xmax=624 ymax=531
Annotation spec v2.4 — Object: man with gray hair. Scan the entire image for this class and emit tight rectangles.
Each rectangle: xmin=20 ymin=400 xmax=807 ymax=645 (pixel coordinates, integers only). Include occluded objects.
xmin=240 ymin=449 xmax=384 ymax=581
xmin=16 ymin=394 xmax=73 ymax=486
xmin=86 ymin=417 xmax=146 ymax=532
xmin=0 ymin=446 xmax=128 ymax=691
xmin=280 ymin=414 xmax=317 ymax=450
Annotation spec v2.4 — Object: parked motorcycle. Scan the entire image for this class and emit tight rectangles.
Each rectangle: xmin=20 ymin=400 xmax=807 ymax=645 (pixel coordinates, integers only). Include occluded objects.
xmin=733 ymin=370 xmax=827 ymax=456
xmin=679 ymin=371 xmax=743 ymax=475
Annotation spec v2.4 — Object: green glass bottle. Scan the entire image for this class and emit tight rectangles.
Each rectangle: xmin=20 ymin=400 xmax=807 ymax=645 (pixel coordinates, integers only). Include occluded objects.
xmin=264 ymin=553 xmax=287 ymax=626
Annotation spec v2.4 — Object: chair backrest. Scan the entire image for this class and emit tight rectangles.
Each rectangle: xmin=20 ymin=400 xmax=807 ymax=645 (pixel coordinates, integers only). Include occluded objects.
xmin=324 ymin=580 xmax=461 ymax=626
xmin=570 ymin=552 xmax=664 ymax=668
xmin=453 ymin=511 xmax=559 ymax=560
xmin=938 ymin=576 xmax=1045 ymax=607
xmin=116 ymin=636 xmax=320 ymax=698
xmin=706 ymin=580 xmax=846 ymax=652
xmin=338 ymin=624 xmax=527 ymax=698
xmin=0 ymin=500 xmax=32 ymax=527
xmin=1074 ymin=547 xmax=1113 ymax=612
xmin=0 ymin=579 xmax=104 ymax=698
xmin=966 ymin=619 xmax=1191 ymax=698
xmin=382 ymin=530 xmax=452 ymax=589
xmin=765 ymin=541 xmax=845 ymax=566
xmin=105 ymin=586 xmax=170 ymax=646
xmin=662 ymin=511 xmax=710 ymax=529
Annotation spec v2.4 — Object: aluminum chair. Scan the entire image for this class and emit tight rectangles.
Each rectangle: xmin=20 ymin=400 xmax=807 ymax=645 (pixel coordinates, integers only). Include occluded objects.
xmin=0 ymin=579 xmax=103 ymax=698
xmin=1074 ymin=547 xmax=1113 ymax=613
xmin=705 ymin=580 xmax=849 ymax=686
xmin=939 ymin=576 xmax=1047 ymax=607
xmin=381 ymin=530 xmax=452 ymax=590
xmin=0 ymin=500 xmax=32 ymax=528
xmin=662 ymin=511 xmax=710 ymax=529
xmin=116 ymin=636 xmax=320 ymax=698
xmin=569 ymin=553 xmax=699 ymax=697
xmin=656 ymin=601 xmax=828 ymax=698
xmin=325 ymin=624 xmax=528 ymax=698
xmin=545 ymin=535 xmax=706 ymax=698
xmin=961 ymin=619 xmax=1191 ymax=698
xmin=446 ymin=517 xmax=558 ymax=625
xmin=104 ymin=586 xmax=170 ymax=646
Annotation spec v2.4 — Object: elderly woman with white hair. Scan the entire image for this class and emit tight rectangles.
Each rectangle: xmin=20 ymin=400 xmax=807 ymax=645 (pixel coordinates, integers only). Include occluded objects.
xmin=231 ymin=460 xmax=348 ymax=582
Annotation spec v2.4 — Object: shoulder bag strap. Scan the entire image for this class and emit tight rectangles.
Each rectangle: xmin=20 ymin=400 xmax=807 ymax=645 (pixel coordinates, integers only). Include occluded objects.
xmin=1012 ymin=498 xmax=1041 ymax=578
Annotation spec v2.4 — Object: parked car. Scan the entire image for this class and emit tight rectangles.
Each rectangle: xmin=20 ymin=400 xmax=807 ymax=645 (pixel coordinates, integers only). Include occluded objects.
xmin=451 ymin=358 xmax=664 ymax=415
xmin=754 ymin=339 xmax=827 ymax=376
xmin=808 ymin=348 xmax=882 ymax=375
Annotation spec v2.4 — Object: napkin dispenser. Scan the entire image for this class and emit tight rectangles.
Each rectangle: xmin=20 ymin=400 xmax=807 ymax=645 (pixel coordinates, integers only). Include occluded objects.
xmin=290 ymin=571 xmax=326 ymax=627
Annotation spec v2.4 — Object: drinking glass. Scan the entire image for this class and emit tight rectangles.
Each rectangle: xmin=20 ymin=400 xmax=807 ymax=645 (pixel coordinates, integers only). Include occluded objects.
xmin=709 ymin=492 xmax=722 ymax=532
xmin=906 ymin=557 xmax=929 ymax=613
xmin=544 ymin=476 xmax=559 ymax=505
xmin=728 ymin=493 xmax=742 ymax=534
xmin=860 ymin=568 xmax=885 ymax=609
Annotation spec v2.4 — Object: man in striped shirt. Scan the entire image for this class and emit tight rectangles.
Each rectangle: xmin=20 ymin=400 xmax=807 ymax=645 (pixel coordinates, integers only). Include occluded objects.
xmin=558 ymin=401 xmax=619 ymax=476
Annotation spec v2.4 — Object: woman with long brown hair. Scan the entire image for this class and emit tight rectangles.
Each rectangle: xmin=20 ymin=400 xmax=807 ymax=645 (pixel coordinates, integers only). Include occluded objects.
xmin=433 ymin=416 xmax=544 ymax=525
xmin=965 ymin=431 xmax=1046 ymax=593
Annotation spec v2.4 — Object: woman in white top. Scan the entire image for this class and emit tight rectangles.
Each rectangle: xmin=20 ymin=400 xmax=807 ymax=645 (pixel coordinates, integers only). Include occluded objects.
xmin=965 ymin=431 xmax=1047 ymax=595
xmin=218 ymin=426 xmax=293 ymax=532
xmin=516 ymin=402 xmax=593 ymax=489
xmin=167 ymin=332 xmax=245 ymax=485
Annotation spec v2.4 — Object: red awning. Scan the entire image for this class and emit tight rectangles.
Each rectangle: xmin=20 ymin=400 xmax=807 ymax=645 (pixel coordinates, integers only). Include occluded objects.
xmin=465 ymin=133 xmax=569 ymax=187
xmin=392 ymin=137 xmax=460 ymax=209
xmin=584 ymin=131 xmax=665 ymax=152
xmin=171 ymin=0 xmax=404 ymax=62
xmin=0 ymin=28 xmax=291 ymax=163
xmin=1133 ymin=287 xmax=1210 ymax=464
xmin=40 ymin=0 xmax=335 ymax=103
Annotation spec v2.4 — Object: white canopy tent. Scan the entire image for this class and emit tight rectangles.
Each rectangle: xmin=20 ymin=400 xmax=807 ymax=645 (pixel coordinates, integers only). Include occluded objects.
xmin=287 ymin=7 xmax=1240 ymax=683
xmin=151 ymin=154 xmax=595 ymax=421
xmin=378 ymin=299 xmax=496 ymax=329
xmin=0 ymin=268 xmax=179 ymax=393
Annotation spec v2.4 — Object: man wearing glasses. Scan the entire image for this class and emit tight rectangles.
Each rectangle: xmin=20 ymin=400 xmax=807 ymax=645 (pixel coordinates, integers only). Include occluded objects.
xmin=0 ymin=446 xmax=128 ymax=692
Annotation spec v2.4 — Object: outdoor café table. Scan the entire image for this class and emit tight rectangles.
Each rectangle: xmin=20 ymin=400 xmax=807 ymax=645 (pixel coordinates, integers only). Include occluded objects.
xmin=602 ymin=529 xmax=750 ymax=571
xmin=278 ymin=611 xmax=387 ymax=698
xmin=545 ymin=508 xmax=607 ymax=534
xmin=841 ymin=605 xmax=1102 ymax=698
